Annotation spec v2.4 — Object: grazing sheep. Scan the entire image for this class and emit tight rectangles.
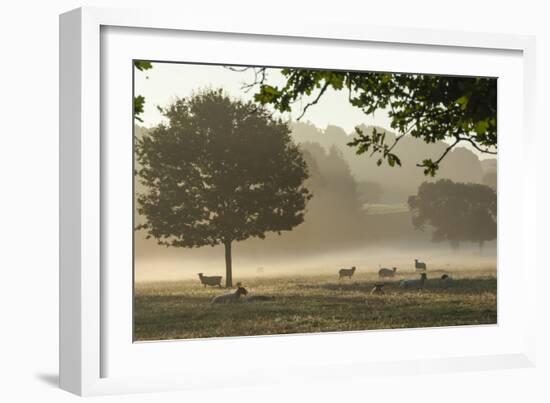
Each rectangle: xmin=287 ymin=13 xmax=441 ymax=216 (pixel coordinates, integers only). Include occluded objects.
xmin=198 ymin=273 xmax=223 ymax=288
xmin=400 ymin=273 xmax=427 ymax=289
xmin=370 ymin=283 xmax=386 ymax=295
xmin=378 ymin=267 xmax=397 ymax=278
xmin=339 ymin=266 xmax=356 ymax=280
xmin=414 ymin=259 xmax=427 ymax=271
xmin=440 ymin=274 xmax=454 ymax=287
xmin=211 ymin=285 xmax=248 ymax=304
xmin=246 ymin=295 xmax=275 ymax=302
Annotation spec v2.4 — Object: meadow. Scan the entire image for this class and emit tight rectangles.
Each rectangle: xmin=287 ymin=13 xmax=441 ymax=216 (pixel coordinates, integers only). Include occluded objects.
xmin=134 ymin=267 xmax=497 ymax=341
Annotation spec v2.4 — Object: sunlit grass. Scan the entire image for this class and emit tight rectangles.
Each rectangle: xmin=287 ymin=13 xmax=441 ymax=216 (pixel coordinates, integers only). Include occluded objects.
xmin=134 ymin=267 xmax=496 ymax=341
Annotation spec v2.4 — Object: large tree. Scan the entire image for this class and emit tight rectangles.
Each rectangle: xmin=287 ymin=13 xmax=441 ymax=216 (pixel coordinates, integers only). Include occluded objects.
xmin=136 ymin=89 xmax=311 ymax=287
xmin=408 ymin=179 xmax=496 ymax=249
xmin=242 ymin=68 xmax=497 ymax=176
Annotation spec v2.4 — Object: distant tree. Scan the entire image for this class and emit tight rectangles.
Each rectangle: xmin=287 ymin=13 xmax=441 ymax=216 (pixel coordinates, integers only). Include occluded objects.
xmin=408 ymin=180 xmax=496 ymax=249
xmin=356 ymin=181 xmax=384 ymax=204
xmin=242 ymin=68 xmax=496 ymax=175
xmin=437 ymin=147 xmax=484 ymax=184
xmin=296 ymin=143 xmax=368 ymax=246
xmin=482 ymin=171 xmax=497 ymax=190
xmin=136 ymin=89 xmax=311 ymax=287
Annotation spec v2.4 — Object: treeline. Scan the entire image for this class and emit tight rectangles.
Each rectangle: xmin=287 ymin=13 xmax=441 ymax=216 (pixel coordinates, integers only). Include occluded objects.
xmin=290 ymin=122 xmax=497 ymax=202
xmin=134 ymin=122 xmax=497 ymax=258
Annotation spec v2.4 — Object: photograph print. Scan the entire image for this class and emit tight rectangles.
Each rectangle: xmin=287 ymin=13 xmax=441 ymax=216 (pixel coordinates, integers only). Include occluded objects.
xmin=133 ymin=61 xmax=497 ymax=341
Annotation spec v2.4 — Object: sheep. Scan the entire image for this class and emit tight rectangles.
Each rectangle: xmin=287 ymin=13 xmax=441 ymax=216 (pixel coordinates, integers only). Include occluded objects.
xmin=399 ymin=272 xmax=427 ymax=289
xmin=440 ymin=273 xmax=454 ymax=287
xmin=370 ymin=282 xmax=386 ymax=295
xmin=211 ymin=285 xmax=248 ymax=304
xmin=414 ymin=259 xmax=427 ymax=271
xmin=378 ymin=267 xmax=397 ymax=278
xmin=198 ymin=273 xmax=223 ymax=288
xmin=339 ymin=266 xmax=356 ymax=280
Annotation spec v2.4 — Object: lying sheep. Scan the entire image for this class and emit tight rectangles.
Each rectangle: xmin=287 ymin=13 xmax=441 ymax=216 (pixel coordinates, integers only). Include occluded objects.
xmin=211 ymin=285 xmax=248 ymax=304
xmin=378 ymin=267 xmax=397 ymax=278
xmin=400 ymin=272 xmax=427 ymax=289
xmin=339 ymin=266 xmax=356 ymax=280
xmin=198 ymin=273 xmax=223 ymax=288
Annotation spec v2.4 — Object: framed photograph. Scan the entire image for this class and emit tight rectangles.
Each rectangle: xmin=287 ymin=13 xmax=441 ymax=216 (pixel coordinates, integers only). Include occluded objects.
xmin=60 ymin=7 xmax=537 ymax=396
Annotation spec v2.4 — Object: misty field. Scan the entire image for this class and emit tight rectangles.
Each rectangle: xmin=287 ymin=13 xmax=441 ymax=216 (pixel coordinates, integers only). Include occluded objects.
xmin=134 ymin=267 xmax=496 ymax=341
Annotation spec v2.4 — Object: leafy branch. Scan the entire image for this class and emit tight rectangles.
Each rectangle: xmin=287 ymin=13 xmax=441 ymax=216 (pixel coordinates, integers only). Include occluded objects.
xmin=134 ymin=60 xmax=153 ymax=122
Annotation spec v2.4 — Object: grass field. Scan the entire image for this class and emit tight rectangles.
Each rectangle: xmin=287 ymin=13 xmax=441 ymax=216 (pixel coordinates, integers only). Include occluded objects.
xmin=134 ymin=267 xmax=497 ymax=341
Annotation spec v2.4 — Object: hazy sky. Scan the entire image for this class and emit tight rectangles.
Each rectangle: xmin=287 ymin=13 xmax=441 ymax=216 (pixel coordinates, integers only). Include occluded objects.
xmin=134 ymin=62 xmax=492 ymax=159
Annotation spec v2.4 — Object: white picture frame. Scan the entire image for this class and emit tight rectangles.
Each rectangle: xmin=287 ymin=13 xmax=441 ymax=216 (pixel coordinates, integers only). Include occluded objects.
xmin=60 ymin=6 xmax=537 ymax=396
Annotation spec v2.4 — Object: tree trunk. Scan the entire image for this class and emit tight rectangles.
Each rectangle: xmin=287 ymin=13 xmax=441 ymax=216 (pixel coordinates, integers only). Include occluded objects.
xmin=224 ymin=239 xmax=233 ymax=288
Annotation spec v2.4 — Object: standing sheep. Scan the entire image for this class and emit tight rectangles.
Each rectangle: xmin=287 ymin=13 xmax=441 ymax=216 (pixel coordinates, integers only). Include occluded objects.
xmin=339 ymin=266 xmax=356 ymax=280
xmin=378 ymin=267 xmax=397 ymax=278
xmin=198 ymin=273 xmax=223 ymax=288
xmin=414 ymin=259 xmax=427 ymax=271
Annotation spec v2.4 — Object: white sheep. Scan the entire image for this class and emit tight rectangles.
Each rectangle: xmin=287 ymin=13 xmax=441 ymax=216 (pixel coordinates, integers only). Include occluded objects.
xmin=414 ymin=259 xmax=427 ymax=271
xmin=198 ymin=273 xmax=223 ymax=288
xmin=400 ymin=273 xmax=427 ymax=289
xmin=339 ymin=266 xmax=356 ymax=280
xmin=378 ymin=267 xmax=397 ymax=278
xmin=211 ymin=285 xmax=248 ymax=304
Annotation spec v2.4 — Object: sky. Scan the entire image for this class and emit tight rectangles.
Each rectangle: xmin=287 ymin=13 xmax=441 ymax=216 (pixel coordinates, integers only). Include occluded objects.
xmin=134 ymin=61 xmax=492 ymax=159
xmin=135 ymin=62 xmax=392 ymax=133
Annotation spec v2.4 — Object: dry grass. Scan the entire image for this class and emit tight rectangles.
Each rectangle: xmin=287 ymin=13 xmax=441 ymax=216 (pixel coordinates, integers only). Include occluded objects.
xmin=134 ymin=267 xmax=496 ymax=341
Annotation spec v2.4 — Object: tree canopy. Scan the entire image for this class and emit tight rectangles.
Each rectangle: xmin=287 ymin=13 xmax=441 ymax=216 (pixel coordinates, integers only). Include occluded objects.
xmin=408 ymin=179 xmax=496 ymax=249
xmin=135 ymin=89 xmax=311 ymax=287
xmin=246 ymin=68 xmax=497 ymax=176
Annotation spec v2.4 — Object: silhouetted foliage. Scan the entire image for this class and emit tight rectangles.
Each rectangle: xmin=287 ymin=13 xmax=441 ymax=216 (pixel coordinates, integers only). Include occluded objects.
xmin=134 ymin=60 xmax=153 ymax=71
xmin=133 ymin=60 xmax=153 ymax=122
xmin=247 ymin=68 xmax=497 ymax=175
xmin=408 ymin=180 xmax=496 ymax=249
xmin=136 ymin=89 xmax=311 ymax=286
